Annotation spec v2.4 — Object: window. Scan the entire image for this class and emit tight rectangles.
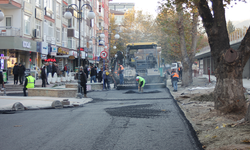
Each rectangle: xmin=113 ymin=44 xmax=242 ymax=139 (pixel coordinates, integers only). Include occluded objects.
xmin=56 ymin=3 xmax=60 ymax=19
xmin=6 ymin=17 xmax=11 ymax=26
xmin=24 ymin=15 xmax=31 ymax=35
xmin=56 ymin=28 xmax=60 ymax=43
xmin=48 ymin=21 xmax=54 ymax=37
xmin=36 ymin=0 xmax=41 ymax=7
xmin=35 ymin=19 xmax=42 ymax=37
xmin=68 ymin=37 xmax=76 ymax=49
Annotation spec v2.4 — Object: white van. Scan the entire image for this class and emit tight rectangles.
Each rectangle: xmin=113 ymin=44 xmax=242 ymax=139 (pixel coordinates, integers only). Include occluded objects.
xmin=171 ymin=63 xmax=178 ymax=71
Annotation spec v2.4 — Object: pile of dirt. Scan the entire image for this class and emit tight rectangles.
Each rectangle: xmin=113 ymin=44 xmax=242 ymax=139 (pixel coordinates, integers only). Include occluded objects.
xmin=169 ymin=78 xmax=250 ymax=149
xmin=190 ymin=92 xmax=214 ymax=102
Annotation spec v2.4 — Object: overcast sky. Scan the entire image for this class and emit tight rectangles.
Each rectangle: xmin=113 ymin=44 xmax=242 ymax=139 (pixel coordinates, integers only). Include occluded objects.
xmin=110 ymin=0 xmax=250 ymax=22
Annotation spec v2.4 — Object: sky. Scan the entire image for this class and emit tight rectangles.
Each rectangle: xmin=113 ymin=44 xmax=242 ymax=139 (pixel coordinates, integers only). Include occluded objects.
xmin=109 ymin=0 xmax=250 ymax=22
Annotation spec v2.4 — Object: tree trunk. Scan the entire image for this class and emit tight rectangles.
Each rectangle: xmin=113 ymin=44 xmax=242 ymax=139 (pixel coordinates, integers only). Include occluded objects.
xmin=182 ymin=62 xmax=193 ymax=87
xmin=214 ymin=61 xmax=246 ymax=113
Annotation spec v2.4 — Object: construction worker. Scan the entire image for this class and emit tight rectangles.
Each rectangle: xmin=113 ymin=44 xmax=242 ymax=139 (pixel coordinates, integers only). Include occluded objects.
xmin=171 ymin=70 xmax=179 ymax=92
xmin=136 ymin=75 xmax=145 ymax=93
xmin=118 ymin=63 xmax=124 ymax=84
xmin=178 ymin=66 xmax=182 ymax=80
xmin=23 ymin=73 xmax=35 ymax=96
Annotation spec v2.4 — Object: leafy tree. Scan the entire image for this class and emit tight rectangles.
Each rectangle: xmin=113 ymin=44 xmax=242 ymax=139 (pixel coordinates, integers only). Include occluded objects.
xmin=227 ymin=20 xmax=235 ymax=34
xmin=156 ymin=2 xmax=199 ymax=86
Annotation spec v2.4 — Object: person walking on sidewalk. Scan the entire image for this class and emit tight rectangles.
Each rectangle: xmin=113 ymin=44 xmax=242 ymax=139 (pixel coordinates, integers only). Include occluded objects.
xmin=90 ymin=65 xmax=97 ymax=83
xmin=136 ymin=75 xmax=145 ymax=93
xmin=98 ymin=67 xmax=103 ymax=83
xmin=23 ymin=73 xmax=35 ymax=96
xmin=13 ymin=62 xmax=19 ymax=84
xmin=171 ymin=70 xmax=179 ymax=92
xmin=178 ymin=66 xmax=182 ymax=80
xmin=41 ymin=65 xmax=47 ymax=87
xmin=103 ymin=67 xmax=111 ymax=90
xmin=79 ymin=66 xmax=87 ymax=98
xmin=18 ymin=63 xmax=26 ymax=85
xmin=0 ymin=70 xmax=5 ymax=88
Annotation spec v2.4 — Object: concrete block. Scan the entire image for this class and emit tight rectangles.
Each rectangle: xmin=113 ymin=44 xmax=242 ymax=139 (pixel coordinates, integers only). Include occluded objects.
xmin=51 ymin=100 xmax=63 ymax=109
xmin=28 ymin=88 xmax=77 ymax=97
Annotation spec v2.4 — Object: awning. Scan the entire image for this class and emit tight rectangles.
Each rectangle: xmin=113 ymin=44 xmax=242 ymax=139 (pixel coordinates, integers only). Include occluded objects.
xmin=55 ymin=55 xmax=70 ymax=58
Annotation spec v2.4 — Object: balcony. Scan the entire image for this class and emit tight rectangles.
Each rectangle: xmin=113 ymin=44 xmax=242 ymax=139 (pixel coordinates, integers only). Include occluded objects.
xmin=0 ymin=26 xmax=20 ymax=36
xmin=0 ymin=0 xmax=22 ymax=9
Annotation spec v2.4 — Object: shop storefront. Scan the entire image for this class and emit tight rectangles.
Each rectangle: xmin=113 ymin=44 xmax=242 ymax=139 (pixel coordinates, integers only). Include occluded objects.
xmin=0 ymin=37 xmax=37 ymax=76
xmin=56 ymin=47 xmax=69 ymax=71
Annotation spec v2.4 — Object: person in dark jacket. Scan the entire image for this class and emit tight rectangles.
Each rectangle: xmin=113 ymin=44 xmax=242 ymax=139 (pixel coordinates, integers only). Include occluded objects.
xmin=90 ymin=65 xmax=97 ymax=83
xmin=171 ymin=70 xmax=179 ymax=92
xmin=47 ymin=62 xmax=53 ymax=77
xmin=13 ymin=62 xmax=19 ymax=84
xmin=52 ymin=62 xmax=57 ymax=77
xmin=0 ymin=70 xmax=5 ymax=88
xmin=98 ymin=67 xmax=103 ymax=83
xmin=84 ymin=65 xmax=89 ymax=79
xmin=41 ymin=65 xmax=47 ymax=87
xmin=79 ymin=66 xmax=87 ymax=98
xmin=18 ymin=63 xmax=26 ymax=85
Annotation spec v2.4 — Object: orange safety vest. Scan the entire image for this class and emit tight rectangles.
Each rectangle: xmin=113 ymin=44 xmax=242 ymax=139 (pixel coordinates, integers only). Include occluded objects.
xmin=178 ymin=67 xmax=180 ymax=71
xmin=173 ymin=73 xmax=179 ymax=78
xmin=118 ymin=65 xmax=124 ymax=71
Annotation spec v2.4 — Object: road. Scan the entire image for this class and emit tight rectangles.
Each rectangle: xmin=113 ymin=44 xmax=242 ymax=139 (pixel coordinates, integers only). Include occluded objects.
xmin=0 ymin=88 xmax=202 ymax=150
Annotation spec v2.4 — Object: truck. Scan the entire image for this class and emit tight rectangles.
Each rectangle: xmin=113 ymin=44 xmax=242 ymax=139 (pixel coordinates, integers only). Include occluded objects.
xmin=111 ymin=42 xmax=167 ymax=89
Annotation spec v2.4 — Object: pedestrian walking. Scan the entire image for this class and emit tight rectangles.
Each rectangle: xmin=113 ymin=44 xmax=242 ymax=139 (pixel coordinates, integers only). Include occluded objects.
xmin=103 ymin=67 xmax=110 ymax=90
xmin=52 ymin=62 xmax=57 ymax=77
xmin=41 ymin=65 xmax=47 ymax=87
xmin=55 ymin=63 xmax=60 ymax=77
xmin=63 ymin=64 xmax=68 ymax=75
xmin=84 ymin=65 xmax=89 ymax=79
xmin=171 ymin=70 xmax=179 ymax=92
xmin=98 ymin=67 xmax=103 ymax=83
xmin=18 ymin=63 xmax=26 ymax=85
xmin=90 ymin=65 xmax=97 ymax=83
xmin=136 ymin=75 xmax=145 ymax=93
xmin=23 ymin=73 xmax=35 ymax=96
xmin=0 ymin=70 xmax=5 ymax=88
xmin=118 ymin=63 xmax=124 ymax=84
xmin=178 ymin=66 xmax=182 ymax=80
xmin=79 ymin=66 xmax=87 ymax=98
xmin=13 ymin=62 xmax=19 ymax=84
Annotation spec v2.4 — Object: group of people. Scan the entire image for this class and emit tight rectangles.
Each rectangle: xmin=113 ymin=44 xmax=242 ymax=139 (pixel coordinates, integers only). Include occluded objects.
xmin=41 ymin=62 xmax=61 ymax=87
xmin=13 ymin=63 xmax=26 ymax=85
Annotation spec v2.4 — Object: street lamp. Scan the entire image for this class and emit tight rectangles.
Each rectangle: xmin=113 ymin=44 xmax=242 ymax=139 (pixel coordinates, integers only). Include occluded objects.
xmin=0 ymin=10 xmax=4 ymax=21
xmin=64 ymin=1 xmax=95 ymax=99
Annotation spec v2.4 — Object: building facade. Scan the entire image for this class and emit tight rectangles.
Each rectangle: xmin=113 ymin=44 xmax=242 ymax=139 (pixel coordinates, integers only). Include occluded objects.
xmin=0 ymin=0 xmax=99 ymax=78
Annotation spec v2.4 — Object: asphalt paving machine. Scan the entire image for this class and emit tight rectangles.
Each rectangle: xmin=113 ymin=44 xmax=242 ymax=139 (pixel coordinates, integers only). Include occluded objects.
xmin=111 ymin=42 xmax=167 ymax=89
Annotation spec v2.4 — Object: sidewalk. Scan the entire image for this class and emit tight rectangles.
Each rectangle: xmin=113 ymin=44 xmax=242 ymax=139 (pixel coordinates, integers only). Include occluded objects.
xmin=0 ymin=78 xmax=94 ymax=112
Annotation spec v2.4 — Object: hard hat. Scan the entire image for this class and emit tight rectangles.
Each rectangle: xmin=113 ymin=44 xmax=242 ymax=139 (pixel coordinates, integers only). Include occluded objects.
xmin=136 ymin=76 xmax=139 ymax=81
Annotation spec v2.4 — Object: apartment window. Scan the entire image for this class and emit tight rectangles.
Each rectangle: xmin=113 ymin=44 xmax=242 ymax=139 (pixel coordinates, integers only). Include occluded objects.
xmin=36 ymin=0 xmax=41 ymax=7
xmin=68 ymin=38 xmax=76 ymax=49
xmin=45 ymin=0 xmax=54 ymax=12
xmin=56 ymin=28 xmax=60 ymax=42
xmin=36 ymin=20 xmax=41 ymax=31
xmin=6 ymin=17 xmax=11 ymax=26
xmin=24 ymin=15 xmax=31 ymax=35
xmin=48 ymin=22 xmax=54 ymax=37
xmin=56 ymin=3 xmax=60 ymax=19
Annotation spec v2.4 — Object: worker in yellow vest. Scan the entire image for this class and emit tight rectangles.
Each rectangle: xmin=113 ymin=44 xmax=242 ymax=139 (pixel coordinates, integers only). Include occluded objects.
xmin=23 ymin=73 xmax=35 ymax=96
xmin=171 ymin=70 xmax=179 ymax=92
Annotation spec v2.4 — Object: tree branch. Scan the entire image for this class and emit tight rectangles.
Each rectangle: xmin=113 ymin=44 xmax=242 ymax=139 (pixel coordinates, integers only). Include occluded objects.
xmin=238 ymin=27 xmax=250 ymax=65
xmin=190 ymin=12 xmax=199 ymax=62
xmin=197 ymin=0 xmax=214 ymax=35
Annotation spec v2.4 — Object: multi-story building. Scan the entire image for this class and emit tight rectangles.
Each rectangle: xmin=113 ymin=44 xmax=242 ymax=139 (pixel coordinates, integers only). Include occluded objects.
xmin=0 ymin=0 xmax=97 ymax=78
xmin=108 ymin=2 xmax=134 ymax=25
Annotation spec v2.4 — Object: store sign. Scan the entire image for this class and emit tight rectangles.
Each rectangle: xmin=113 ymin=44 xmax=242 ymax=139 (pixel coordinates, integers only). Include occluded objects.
xmin=42 ymin=42 xmax=48 ymax=54
xmin=51 ymin=45 xmax=57 ymax=53
xmin=81 ymin=51 xmax=85 ymax=59
xmin=69 ymin=50 xmax=77 ymax=57
xmin=50 ymin=52 xmax=57 ymax=56
xmin=41 ymin=54 xmax=47 ymax=60
xmin=24 ymin=1 xmax=32 ymax=14
xmin=35 ymin=8 xmax=43 ymax=20
xmin=69 ymin=56 xmax=75 ymax=60
xmin=23 ymin=41 xmax=31 ymax=49
xmin=44 ymin=58 xmax=56 ymax=62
